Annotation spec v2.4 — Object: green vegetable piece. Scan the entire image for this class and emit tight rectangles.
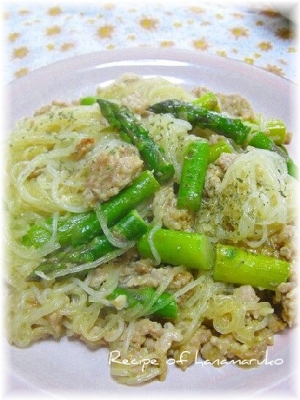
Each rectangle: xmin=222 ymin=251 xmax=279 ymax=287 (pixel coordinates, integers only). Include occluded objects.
xmin=97 ymin=99 xmax=175 ymax=183
xmin=149 ymin=99 xmax=250 ymax=145
xmin=193 ymin=92 xmax=220 ymax=111
xmin=26 ymin=210 xmax=148 ymax=282
xmin=23 ymin=170 xmax=159 ymax=248
xmin=80 ymin=96 xmax=97 ymax=105
xmin=108 ymin=287 xmax=178 ymax=319
xmin=248 ymin=131 xmax=274 ymax=150
xmin=137 ymin=228 xmax=215 ymax=270
xmin=248 ymin=131 xmax=288 ymax=159
xmin=213 ymin=244 xmax=290 ymax=291
xmin=208 ymin=139 xmax=233 ymax=164
xmin=265 ymin=118 xmax=287 ymax=145
xmin=248 ymin=132 xmax=298 ymax=178
xmin=177 ymin=141 xmax=209 ymax=211
xmin=287 ymin=157 xmax=298 ymax=179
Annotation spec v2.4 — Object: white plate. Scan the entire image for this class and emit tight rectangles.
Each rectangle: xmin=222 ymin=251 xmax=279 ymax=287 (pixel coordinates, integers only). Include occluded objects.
xmin=5 ymin=48 xmax=298 ymax=397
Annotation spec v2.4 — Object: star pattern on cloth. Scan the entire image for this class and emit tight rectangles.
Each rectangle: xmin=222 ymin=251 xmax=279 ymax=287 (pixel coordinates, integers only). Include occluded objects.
xmin=3 ymin=2 xmax=297 ymax=83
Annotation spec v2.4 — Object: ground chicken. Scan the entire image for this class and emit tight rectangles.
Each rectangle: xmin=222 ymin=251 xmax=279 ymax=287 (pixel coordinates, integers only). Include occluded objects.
xmin=173 ymin=326 xmax=212 ymax=370
xmin=146 ymin=322 xmax=182 ymax=354
xmin=204 ymin=152 xmax=241 ymax=198
xmin=200 ymin=332 xmax=268 ymax=366
xmin=109 ymin=318 xmax=181 ymax=382
xmin=216 ymin=93 xmax=255 ymax=120
xmin=127 ymin=319 xmax=164 ymax=349
xmin=214 ymin=152 xmax=240 ymax=172
xmin=278 ymin=285 xmax=297 ymax=327
xmin=267 ymin=313 xmax=286 ymax=333
xmin=119 ymin=262 xmax=193 ymax=292
xmin=251 ymin=223 xmax=297 ymax=291
xmin=233 ymin=285 xmax=259 ymax=303
xmin=84 ymin=145 xmax=143 ymax=203
xmin=274 ymin=258 xmax=297 ymax=327
xmin=153 ymin=186 xmax=195 ymax=232
xmin=203 ymin=164 xmax=223 ymax=198
xmin=124 ymin=267 xmax=172 ymax=288
xmin=167 ymin=270 xmax=193 ymax=291
xmin=162 ymin=192 xmax=195 ymax=231
xmin=192 ymin=87 xmax=255 ymax=120
xmin=121 ymin=91 xmax=150 ymax=115
xmin=268 ymin=224 xmax=297 ymax=261
xmin=268 ymin=225 xmax=298 ymax=327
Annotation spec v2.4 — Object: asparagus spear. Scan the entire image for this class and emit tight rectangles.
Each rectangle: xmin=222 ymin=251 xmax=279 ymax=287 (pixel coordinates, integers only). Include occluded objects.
xmin=208 ymin=139 xmax=232 ymax=164
xmin=80 ymin=96 xmax=97 ymax=105
xmin=26 ymin=210 xmax=148 ymax=281
xmin=265 ymin=118 xmax=287 ymax=145
xmin=247 ymin=131 xmax=287 ymax=157
xmin=193 ymin=92 xmax=220 ymax=111
xmin=150 ymin=99 xmax=298 ymax=178
xmin=23 ymin=170 xmax=159 ymax=248
xmin=108 ymin=287 xmax=178 ymax=319
xmin=286 ymin=157 xmax=298 ymax=179
xmin=177 ymin=140 xmax=209 ymax=211
xmin=137 ymin=228 xmax=215 ymax=270
xmin=213 ymin=244 xmax=290 ymax=290
xmin=149 ymin=99 xmax=250 ymax=145
xmin=247 ymin=132 xmax=298 ymax=178
xmin=97 ymin=99 xmax=175 ymax=183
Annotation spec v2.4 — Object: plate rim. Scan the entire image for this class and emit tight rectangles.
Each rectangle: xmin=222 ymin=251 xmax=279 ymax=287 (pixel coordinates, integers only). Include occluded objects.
xmin=7 ymin=47 xmax=296 ymax=88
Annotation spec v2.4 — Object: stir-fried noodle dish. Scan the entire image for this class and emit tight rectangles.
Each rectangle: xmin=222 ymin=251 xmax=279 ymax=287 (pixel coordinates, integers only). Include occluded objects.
xmin=6 ymin=74 xmax=298 ymax=384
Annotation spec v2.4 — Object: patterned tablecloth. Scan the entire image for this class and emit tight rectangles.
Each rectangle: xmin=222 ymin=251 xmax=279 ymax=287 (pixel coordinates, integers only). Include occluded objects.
xmin=3 ymin=1 xmax=297 ymax=84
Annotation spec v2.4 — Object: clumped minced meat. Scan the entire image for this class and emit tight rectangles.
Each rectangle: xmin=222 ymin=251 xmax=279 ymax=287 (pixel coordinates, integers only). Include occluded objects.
xmin=193 ymin=87 xmax=255 ymax=120
xmin=153 ymin=187 xmax=195 ymax=232
xmin=274 ymin=258 xmax=297 ymax=328
xmin=84 ymin=145 xmax=143 ymax=204
xmin=204 ymin=152 xmax=240 ymax=198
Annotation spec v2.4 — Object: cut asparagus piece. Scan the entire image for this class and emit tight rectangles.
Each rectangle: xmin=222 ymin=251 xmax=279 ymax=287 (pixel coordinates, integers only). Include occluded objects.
xmin=137 ymin=228 xmax=215 ymax=270
xmin=286 ymin=157 xmax=298 ymax=179
xmin=247 ymin=131 xmax=287 ymax=157
xmin=193 ymin=91 xmax=220 ymax=111
xmin=265 ymin=118 xmax=287 ymax=145
xmin=213 ymin=244 xmax=290 ymax=290
xmin=80 ymin=96 xmax=97 ymax=105
xmin=247 ymin=132 xmax=298 ymax=178
xmin=108 ymin=287 xmax=178 ymax=319
xmin=149 ymin=99 xmax=250 ymax=145
xmin=26 ymin=210 xmax=148 ymax=281
xmin=177 ymin=140 xmax=209 ymax=211
xmin=208 ymin=139 xmax=232 ymax=164
xmin=23 ymin=170 xmax=159 ymax=248
xmin=97 ymin=99 xmax=175 ymax=183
